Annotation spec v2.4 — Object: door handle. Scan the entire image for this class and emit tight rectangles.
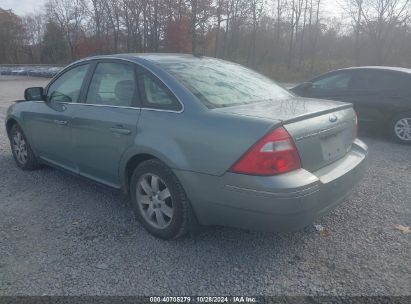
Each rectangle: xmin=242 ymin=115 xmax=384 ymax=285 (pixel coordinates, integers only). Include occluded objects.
xmin=110 ymin=126 xmax=132 ymax=135
xmin=53 ymin=120 xmax=68 ymax=126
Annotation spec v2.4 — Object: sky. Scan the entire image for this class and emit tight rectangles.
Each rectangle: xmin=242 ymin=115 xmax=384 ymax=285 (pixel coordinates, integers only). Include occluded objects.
xmin=0 ymin=0 xmax=342 ymax=17
xmin=0 ymin=0 xmax=47 ymax=15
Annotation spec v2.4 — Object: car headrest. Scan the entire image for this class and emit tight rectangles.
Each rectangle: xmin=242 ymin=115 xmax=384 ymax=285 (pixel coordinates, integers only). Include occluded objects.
xmin=114 ymin=80 xmax=135 ymax=106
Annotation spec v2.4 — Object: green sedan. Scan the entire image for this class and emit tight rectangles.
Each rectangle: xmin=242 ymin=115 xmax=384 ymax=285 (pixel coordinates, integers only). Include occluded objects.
xmin=5 ymin=54 xmax=368 ymax=239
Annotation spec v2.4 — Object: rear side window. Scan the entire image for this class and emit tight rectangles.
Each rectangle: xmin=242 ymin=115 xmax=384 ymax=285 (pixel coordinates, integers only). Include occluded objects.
xmin=86 ymin=62 xmax=137 ymax=107
xmin=350 ymin=70 xmax=410 ymax=90
xmin=137 ymin=70 xmax=181 ymax=111
xmin=47 ymin=64 xmax=90 ymax=103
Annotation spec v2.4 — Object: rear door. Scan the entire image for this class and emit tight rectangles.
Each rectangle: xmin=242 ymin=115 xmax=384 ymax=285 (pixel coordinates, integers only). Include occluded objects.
xmin=71 ymin=60 xmax=141 ymax=188
xmin=344 ymin=70 xmax=410 ymax=123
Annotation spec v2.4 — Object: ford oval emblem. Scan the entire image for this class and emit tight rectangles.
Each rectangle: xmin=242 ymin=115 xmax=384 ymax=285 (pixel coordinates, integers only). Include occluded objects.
xmin=329 ymin=114 xmax=338 ymax=123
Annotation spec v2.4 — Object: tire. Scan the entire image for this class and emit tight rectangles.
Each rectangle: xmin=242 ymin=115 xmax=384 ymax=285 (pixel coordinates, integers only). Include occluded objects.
xmin=389 ymin=113 xmax=411 ymax=145
xmin=130 ymin=159 xmax=193 ymax=240
xmin=9 ymin=124 xmax=42 ymax=170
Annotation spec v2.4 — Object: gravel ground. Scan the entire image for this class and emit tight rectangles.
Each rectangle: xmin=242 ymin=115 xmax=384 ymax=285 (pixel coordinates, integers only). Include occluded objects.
xmin=0 ymin=76 xmax=410 ymax=296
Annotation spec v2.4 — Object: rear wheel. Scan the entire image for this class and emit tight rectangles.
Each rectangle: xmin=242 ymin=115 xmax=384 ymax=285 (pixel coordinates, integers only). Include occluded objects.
xmin=389 ymin=113 xmax=411 ymax=144
xmin=9 ymin=124 xmax=41 ymax=170
xmin=130 ymin=159 xmax=192 ymax=240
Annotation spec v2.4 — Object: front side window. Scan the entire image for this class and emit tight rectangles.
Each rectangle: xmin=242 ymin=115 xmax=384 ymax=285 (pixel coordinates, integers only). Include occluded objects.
xmin=312 ymin=73 xmax=352 ymax=90
xmin=86 ymin=62 xmax=137 ymax=107
xmin=47 ymin=64 xmax=90 ymax=103
xmin=158 ymin=58 xmax=292 ymax=109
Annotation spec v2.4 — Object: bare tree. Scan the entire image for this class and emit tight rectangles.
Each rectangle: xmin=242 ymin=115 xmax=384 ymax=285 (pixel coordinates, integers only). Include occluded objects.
xmin=309 ymin=0 xmax=321 ymax=73
xmin=46 ymin=0 xmax=86 ymax=60
xmin=86 ymin=0 xmax=106 ymax=53
xmin=298 ymin=0 xmax=309 ymax=67
xmin=102 ymin=0 xmax=122 ymax=52
xmin=287 ymin=0 xmax=301 ymax=69
xmin=0 ymin=8 xmax=25 ymax=63
xmin=214 ymin=0 xmax=225 ymax=57
xmin=22 ymin=14 xmax=45 ymax=62
xmin=361 ymin=0 xmax=411 ymax=64
xmin=188 ymin=0 xmax=213 ymax=54
xmin=247 ymin=0 xmax=263 ymax=67
xmin=3 ymin=0 xmax=411 ymax=81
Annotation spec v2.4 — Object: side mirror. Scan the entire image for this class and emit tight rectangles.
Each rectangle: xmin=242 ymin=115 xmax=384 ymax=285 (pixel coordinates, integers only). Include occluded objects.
xmin=24 ymin=87 xmax=45 ymax=101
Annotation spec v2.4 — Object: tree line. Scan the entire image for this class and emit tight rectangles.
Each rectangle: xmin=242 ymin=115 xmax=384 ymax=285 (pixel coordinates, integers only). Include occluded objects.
xmin=0 ymin=0 xmax=410 ymax=81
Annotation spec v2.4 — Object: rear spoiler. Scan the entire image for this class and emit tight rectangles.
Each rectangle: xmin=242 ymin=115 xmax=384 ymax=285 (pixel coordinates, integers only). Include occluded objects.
xmin=281 ymin=103 xmax=353 ymax=124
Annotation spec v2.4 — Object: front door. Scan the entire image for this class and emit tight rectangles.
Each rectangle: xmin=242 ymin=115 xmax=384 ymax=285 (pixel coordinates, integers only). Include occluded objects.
xmin=26 ymin=63 xmax=91 ymax=171
xmin=71 ymin=61 xmax=141 ymax=188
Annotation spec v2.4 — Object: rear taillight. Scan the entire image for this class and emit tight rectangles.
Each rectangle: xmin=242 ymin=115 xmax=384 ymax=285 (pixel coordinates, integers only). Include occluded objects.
xmin=230 ymin=127 xmax=302 ymax=176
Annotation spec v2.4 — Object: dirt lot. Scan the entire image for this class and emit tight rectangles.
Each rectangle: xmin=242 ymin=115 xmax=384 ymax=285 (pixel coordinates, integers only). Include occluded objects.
xmin=0 ymin=76 xmax=410 ymax=296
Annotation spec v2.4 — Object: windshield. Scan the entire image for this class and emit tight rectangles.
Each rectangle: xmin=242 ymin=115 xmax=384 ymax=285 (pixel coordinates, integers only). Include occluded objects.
xmin=158 ymin=58 xmax=293 ymax=109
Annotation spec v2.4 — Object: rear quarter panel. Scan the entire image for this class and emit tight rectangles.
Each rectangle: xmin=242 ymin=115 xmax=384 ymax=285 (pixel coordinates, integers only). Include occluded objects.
xmin=119 ymin=109 xmax=277 ymax=180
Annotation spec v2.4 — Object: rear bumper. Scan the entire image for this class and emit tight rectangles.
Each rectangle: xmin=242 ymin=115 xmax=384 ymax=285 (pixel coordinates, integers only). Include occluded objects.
xmin=174 ymin=139 xmax=368 ymax=232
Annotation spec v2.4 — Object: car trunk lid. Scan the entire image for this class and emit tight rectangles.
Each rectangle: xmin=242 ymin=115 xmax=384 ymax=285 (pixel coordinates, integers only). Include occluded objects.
xmin=214 ymin=97 xmax=356 ymax=172
xmin=284 ymin=107 xmax=356 ymax=171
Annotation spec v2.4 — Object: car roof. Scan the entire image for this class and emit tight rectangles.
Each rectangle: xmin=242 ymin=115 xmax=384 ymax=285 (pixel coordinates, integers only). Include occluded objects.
xmin=129 ymin=53 xmax=204 ymax=62
xmin=336 ymin=66 xmax=411 ymax=74
xmin=80 ymin=53 xmax=214 ymax=65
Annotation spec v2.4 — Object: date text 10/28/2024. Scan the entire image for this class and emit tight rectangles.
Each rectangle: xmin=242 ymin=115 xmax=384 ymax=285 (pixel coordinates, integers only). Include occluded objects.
xmin=149 ymin=296 xmax=257 ymax=303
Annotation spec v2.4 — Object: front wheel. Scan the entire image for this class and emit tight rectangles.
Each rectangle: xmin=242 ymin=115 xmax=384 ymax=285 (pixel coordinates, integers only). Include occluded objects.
xmin=9 ymin=124 xmax=41 ymax=170
xmin=130 ymin=159 xmax=193 ymax=240
xmin=389 ymin=113 xmax=411 ymax=144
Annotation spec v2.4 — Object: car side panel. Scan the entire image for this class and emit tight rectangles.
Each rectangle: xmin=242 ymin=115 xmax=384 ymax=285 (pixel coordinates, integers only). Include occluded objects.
xmin=118 ymin=110 xmax=276 ymax=187
xmin=6 ymin=102 xmax=35 ymax=151
xmin=23 ymin=101 xmax=78 ymax=172
xmin=342 ymin=89 xmax=398 ymax=124
xmin=7 ymin=101 xmax=77 ymax=171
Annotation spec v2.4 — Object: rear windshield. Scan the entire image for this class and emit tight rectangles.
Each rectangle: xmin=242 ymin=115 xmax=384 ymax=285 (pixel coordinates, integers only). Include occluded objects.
xmin=158 ymin=58 xmax=292 ymax=109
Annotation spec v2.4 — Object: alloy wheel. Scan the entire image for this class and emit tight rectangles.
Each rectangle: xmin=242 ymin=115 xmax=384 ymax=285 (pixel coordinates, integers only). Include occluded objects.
xmin=12 ymin=130 xmax=28 ymax=165
xmin=136 ymin=173 xmax=173 ymax=229
xmin=394 ymin=118 xmax=411 ymax=141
